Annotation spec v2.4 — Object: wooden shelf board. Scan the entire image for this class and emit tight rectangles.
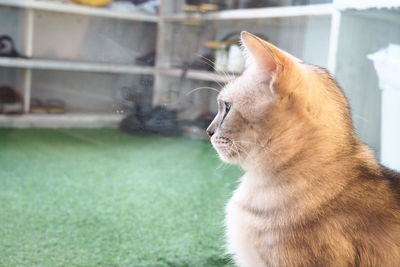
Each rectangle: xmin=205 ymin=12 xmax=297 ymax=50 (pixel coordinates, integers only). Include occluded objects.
xmin=0 ymin=57 xmax=155 ymax=75
xmin=162 ymin=4 xmax=333 ymax=21
xmin=0 ymin=113 xmax=124 ymax=128
xmin=0 ymin=0 xmax=157 ymax=22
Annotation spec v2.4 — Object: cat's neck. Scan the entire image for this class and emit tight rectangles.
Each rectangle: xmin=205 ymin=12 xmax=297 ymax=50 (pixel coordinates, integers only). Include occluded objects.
xmin=236 ymin=137 xmax=380 ymax=224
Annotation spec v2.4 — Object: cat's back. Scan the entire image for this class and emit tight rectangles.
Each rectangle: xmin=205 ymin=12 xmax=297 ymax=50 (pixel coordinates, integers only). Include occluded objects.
xmin=332 ymin=163 xmax=400 ymax=266
xmin=225 ymin=166 xmax=400 ymax=267
xmin=381 ymin=165 xmax=400 ymax=200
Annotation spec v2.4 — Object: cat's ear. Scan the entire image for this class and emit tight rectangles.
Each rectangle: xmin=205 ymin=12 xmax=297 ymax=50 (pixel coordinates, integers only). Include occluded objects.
xmin=240 ymin=31 xmax=295 ymax=85
xmin=241 ymin=31 xmax=279 ymax=73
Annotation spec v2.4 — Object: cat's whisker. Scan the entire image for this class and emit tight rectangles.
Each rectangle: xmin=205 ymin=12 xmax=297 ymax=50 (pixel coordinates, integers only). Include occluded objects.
xmin=186 ymin=86 xmax=220 ymax=96
xmin=196 ymin=54 xmax=226 ymax=89
xmin=250 ymin=132 xmax=279 ymax=156
xmin=196 ymin=54 xmax=228 ymax=87
xmin=165 ymin=84 xmax=220 ymax=106
xmin=239 ymin=141 xmax=266 ymax=152
xmin=238 ymin=139 xmax=282 ymax=170
xmin=229 ymin=142 xmax=242 ymax=162
xmin=231 ymin=141 xmax=252 ymax=163
xmin=216 ymin=162 xmax=223 ymax=170
xmin=197 ymin=54 xmax=235 ymax=85
xmin=226 ymin=68 xmax=238 ymax=83
xmin=239 ymin=140 xmax=268 ymax=151
xmin=197 ymin=54 xmax=220 ymax=75
xmin=219 ymin=68 xmax=235 ymax=85
xmin=237 ymin=144 xmax=253 ymax=160
xmin=216 ymin=161 xmax=229 ymax=171
xmin=234 ymin=145 xmax=246 ymax=163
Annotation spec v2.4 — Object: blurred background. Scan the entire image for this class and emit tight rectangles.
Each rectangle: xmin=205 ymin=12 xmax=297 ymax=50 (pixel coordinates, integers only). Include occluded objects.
xmin=0 ymin=0 xmax=399 ymax=266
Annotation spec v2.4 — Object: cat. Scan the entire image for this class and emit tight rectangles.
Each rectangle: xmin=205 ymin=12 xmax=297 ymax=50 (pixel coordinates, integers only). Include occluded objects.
xmin=206 ymin=31 xmax=400 ymax=267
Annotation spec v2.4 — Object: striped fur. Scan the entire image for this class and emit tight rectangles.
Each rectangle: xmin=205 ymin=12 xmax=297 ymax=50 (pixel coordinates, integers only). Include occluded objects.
xmin=207 ymin=32 xmax=400 ymax=267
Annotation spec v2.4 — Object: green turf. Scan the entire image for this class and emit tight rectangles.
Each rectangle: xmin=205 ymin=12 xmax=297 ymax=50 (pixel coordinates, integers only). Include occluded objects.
xmin=0 ymin=128 xmax=242 ymax=267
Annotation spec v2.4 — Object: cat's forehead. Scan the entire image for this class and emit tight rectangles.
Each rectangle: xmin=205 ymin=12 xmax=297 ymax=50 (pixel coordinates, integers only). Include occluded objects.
xmin=218 ymin=82 xmax=244 ymax=103
xmin=218 ymin=82 xmax=238 ymax=101
xmin=218 ymin=71 xmax=269 ymax=102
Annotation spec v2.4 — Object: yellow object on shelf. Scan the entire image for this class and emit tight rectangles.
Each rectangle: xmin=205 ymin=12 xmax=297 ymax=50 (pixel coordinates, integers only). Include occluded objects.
xmin=72 ymin=0 xmax=113 ymax=7
xmin=204 ymin=40 xmax=238 ymax=50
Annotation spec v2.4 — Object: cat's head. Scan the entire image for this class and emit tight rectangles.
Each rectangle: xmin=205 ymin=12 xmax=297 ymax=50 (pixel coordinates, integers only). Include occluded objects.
xmin=207 ymin=32 xmax=353 ymax=170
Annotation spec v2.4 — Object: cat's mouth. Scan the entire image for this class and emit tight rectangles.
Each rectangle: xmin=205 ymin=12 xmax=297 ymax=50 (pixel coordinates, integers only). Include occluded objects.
xmin=213 ymin=136 xmax=232 ymax=146
xmin=212 ymin=136 xmax=243 ymax=161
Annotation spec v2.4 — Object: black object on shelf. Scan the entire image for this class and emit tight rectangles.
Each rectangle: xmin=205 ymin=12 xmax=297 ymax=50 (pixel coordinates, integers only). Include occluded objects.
xmin=120 ymin=103 xmax=216 ymax=137
xmin=220 ymin=0 xmax=281 ymax=10
xmin=179 ymin=111 xmax=215 ymax=129
xmin=120 ymin=105 xmax=181 ymax=136
xmin=135 ymin=51 xmax=156 ymax=66
xmin=0 ymin=35 xmax=28 ymax=58
xmin=292 ymin=0 xmax=332 ymax=5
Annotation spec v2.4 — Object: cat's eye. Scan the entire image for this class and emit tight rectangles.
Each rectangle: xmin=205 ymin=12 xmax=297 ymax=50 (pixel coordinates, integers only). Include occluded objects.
xmin=225 ymin=102 xmax=232 ymax=113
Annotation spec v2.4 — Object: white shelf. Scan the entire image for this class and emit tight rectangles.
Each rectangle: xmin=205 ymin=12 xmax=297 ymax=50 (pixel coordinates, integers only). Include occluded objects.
xmin=0 ymin=58 xmax=238 ymax=82
xmin=0 ymin=113 xmax=124 ymax=128
xmin=0 ymin=57 xmax=155 ymax=75
xmin=334 ymin=0 xmax=400 ymax=10
xmin=159 ymin=68 xmax=237 ymax=83
xmin=0 ymin=0 xmax=157 ymax=22
xmin=162 ymin=4 xmax=334 ymax=21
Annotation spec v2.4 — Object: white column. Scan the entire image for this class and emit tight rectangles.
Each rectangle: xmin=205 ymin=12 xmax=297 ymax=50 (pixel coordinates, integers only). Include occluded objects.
xmin=327 ymin=9 xmax=341 ymax=75
xmin=22 ymin=8 xmax=34 ymax=113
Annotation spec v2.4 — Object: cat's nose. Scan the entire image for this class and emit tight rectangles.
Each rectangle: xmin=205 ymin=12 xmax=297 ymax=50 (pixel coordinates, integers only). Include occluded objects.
xmin=206 ymin=121 xmax=217 ymax=138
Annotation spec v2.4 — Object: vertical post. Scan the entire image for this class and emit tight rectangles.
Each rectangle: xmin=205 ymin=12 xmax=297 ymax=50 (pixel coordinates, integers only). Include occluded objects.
xmin=22 ymin=8 xmax=34 ymax=113
xmin=327 ymin=9 xmax=341 ymax=75
xmin=152 ymin=1 xmax=167 ymax=107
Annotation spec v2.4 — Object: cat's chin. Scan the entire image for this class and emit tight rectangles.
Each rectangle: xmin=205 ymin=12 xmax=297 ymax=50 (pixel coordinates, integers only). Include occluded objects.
xmin=211 ymin=136 xmax=246 ymax=164
xmin=214 ymin=146 xmax=243 ymax=165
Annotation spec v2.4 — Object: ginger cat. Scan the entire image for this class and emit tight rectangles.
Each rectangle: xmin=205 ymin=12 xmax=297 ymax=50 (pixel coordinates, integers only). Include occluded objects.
xmin=207 ymin=32 xmax=400 ymax=267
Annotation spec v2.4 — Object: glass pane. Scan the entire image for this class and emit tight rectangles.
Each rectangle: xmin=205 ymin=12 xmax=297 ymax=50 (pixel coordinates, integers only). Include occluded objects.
xmin=1 ymin=1 xmax=399 ymax=266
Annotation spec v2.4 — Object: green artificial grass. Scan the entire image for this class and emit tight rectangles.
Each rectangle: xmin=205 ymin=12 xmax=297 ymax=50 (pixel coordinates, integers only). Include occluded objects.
xmin=0 ymin=128 xmax=242 ymax=267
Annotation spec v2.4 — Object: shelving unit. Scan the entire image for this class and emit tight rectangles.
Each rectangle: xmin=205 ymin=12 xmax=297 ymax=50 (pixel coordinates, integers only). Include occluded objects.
xmin=0 ymin=0 xmax=157 ymax=127
xmin=0 ymin=0 xmax=399 ymax=145
xmin=152 ymin=0 xmax=400 ymax=154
